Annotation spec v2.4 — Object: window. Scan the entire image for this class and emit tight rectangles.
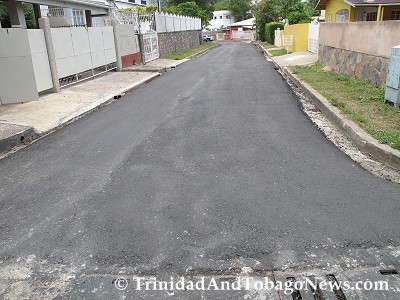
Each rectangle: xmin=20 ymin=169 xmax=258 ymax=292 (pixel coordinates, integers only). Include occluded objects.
xmin=328 ymin=14 xmax=332 ymax=22
xmin=366 ymin=12 xmax=377 ymax=21
xmin=141 ymin=0 xmax=147 ymax=4
xmin=219 ymin=16 xmax=223 ymax=19
xmin=336 ymin=9 xmax=349 ymax=22
xmin=391 ymin=10 xmax=400 ymax=20
xmin=226 ymin=15 xmax=231 ymax=19
xmin=72 ymin=9 xmax=85 ymax=26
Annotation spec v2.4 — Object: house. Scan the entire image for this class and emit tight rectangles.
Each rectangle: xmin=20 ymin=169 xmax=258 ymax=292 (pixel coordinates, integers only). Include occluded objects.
xmin=229 ymin=18 xmax=255 ymax=41
xmin=112 ymin=0 xmax=149 ymax=9
xmin=229 ymin=17 xmax=255 ymax=32
xmin=1 ymin=0 xmax=110 ymax=28
xmin=208 ymin=10 xmax=234 ymax=31
xmin=315 ymin=0 xmax=400 ymax=22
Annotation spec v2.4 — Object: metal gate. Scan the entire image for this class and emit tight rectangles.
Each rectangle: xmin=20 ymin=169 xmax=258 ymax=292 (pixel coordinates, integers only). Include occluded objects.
xmin=142 ymin=32 xmax=159 ymax=63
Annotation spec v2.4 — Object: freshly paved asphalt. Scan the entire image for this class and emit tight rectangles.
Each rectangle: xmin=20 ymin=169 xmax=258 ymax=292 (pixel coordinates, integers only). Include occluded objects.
xmin=0 ymin=43 xmax=399 ymax=293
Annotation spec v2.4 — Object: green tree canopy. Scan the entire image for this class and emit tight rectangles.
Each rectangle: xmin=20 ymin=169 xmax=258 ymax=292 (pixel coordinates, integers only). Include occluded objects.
xmin=214 ymin=0 xmax=252 ymax=22
xmin=165 ymin=1 xmax=211 ymax=27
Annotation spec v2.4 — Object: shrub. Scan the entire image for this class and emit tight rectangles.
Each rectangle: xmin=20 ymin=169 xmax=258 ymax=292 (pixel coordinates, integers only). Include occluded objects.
xmin=265 ymin=22 xmax=284 ymax=44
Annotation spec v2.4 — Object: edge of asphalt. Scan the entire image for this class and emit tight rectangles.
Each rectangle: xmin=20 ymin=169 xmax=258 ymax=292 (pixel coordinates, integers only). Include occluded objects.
xmin=255 ymin=42 xmax=400 ymax=171
xmin=0 ymin=72 xmax=161 ymax=156
xmin=0 ymin=43 xmax=219 ymax=156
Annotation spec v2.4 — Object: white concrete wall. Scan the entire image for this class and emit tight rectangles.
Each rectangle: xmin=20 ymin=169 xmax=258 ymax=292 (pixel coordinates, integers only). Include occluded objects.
xmin=208 ymin=10 xmax=234 ymax=31
xmin=51 ymin=26 xmax=116 ymax=79
xmin=0 ymin=29 xmax=39 ymax=104
xmin=28 ymin=30 xmax=53 ymax=92
xmin=155 ymin=12 xmax=201 ymax=33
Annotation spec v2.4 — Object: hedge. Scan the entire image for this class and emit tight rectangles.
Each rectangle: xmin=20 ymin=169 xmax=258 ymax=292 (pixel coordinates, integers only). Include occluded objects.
xmin=265 ymin=22 xmax=284 ymax=44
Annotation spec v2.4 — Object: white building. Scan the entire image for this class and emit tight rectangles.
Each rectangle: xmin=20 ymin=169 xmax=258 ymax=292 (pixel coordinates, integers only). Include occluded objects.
xmin=112 ymin=0 xmax=149 ymax=9
xmin=208 ymin=10 xmax=234 ymax=31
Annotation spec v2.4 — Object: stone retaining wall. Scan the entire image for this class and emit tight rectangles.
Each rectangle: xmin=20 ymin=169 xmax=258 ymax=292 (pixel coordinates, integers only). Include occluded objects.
xmin=318 ymin=45 xmax=389 ymax=87
xmin=157 ymin=30 xmax=201 ymax=55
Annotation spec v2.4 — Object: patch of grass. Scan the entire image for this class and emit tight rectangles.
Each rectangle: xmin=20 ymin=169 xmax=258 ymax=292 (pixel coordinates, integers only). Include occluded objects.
xmin=269 ymin=48 xmax=287 ymax=56
xmin=258 ymin=42 xmax=276 ymax=49
xmin=162 ymin=42 xmax=215 ymax=60
xmin=291 ymin=64 xmax=400 ymax=150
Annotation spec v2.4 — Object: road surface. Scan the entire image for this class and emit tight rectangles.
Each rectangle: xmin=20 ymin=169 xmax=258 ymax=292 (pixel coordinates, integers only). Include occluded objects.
xmin=0 ymin=42 xmax=399 ymax=299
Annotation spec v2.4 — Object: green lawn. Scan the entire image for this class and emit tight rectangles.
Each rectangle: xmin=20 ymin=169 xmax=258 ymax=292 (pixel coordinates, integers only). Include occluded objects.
xmin=258 ymin=42 xmax=276 ymax=49
xmin=163 ymin=42 xmax=215 ymax=60
xmin=291 ymin=64 xmax=400 ymax=150
xmin=269 ymin=48 xmax=287 ymax=56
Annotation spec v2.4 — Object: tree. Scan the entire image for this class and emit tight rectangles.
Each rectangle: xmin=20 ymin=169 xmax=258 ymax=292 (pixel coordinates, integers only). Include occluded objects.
xmin=0 ymin=3 xmax=36 ymax=29
xmin=214 ymin=0 xmax=252 ymax=22
xmin=227 ymin=0 xmax=251 ymax=22
xmin=166 ymin=1 xmax=211 ymax=27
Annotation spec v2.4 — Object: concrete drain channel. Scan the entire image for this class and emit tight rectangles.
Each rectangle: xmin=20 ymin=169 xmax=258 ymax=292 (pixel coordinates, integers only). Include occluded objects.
xmin=67 ymin=266 xmax=400 ymax=299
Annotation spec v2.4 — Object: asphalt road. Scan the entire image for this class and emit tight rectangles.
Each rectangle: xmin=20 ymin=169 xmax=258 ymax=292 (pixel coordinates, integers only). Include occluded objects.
xmin=0 ymin=42 xmax=399 ymax=296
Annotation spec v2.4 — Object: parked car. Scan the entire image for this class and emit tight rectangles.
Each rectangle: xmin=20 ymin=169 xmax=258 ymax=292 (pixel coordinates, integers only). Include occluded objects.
xmin=203 ymin=35 xmax=213 ymax=42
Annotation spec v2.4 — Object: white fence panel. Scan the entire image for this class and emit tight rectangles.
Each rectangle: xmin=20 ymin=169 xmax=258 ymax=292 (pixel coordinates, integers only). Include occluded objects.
xmin=28 ymin=29 xmax=53 ymax=92
xmin=154 ymin=12 xmax=201 ymax=33
xmin=0 ymin=28 xmax=39 ymax=104
xmin=52 ymin=26 xmax=116 ymax=86
xmin=231 ymin=30 xmax=254 ymax=40
xmin=308 ymin=21 xmax=320 ymax=53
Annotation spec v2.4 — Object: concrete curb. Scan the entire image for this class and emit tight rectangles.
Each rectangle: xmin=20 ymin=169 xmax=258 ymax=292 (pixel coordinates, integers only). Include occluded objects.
xmin=284 ymin=69 xmax=400 ymax=170
xmin=0 ymin=72 xmax=161 ymax=154
xmin=256 ymin=43 xmax=400 ymax=171
xmin=0 ymin=125 xmax=38 ymax=154
xmin=186 ymin=43 xmax=219 ymax=60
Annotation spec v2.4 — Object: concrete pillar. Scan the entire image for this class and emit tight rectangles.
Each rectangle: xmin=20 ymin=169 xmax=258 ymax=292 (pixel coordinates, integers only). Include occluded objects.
xmin=6 ymin=0 xmax=27 ymax=28
xmin=38 ymin=18 xmax=61 ymax=92
xmin=111 ymin=20 xmax=123 ymax=71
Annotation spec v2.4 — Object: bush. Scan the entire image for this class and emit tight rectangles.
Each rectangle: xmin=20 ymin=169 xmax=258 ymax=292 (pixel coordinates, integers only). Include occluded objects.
xmin=287 ymin=11 xmax=312 ymax=24
xmin=265 ymin=22 xmax=284 ymax=44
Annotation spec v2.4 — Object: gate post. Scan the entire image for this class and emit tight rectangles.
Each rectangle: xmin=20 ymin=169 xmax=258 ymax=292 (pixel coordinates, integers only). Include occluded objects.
xmin=38 ymin=18 xmax=61 ymax=92
xmin=137 ymin=34 xmax=146 ymax=65
xmin=111 ymin=20 xmax=123 ymax=71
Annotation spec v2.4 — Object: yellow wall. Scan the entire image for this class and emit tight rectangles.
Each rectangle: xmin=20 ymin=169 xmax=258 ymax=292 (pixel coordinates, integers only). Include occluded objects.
xmin=282 ymin=23 xmax=309 ymax=53
xmin=383 ymin=6 xmax=400 ymax=20
xmin=325 ymin=0 xmax=354 ymax=22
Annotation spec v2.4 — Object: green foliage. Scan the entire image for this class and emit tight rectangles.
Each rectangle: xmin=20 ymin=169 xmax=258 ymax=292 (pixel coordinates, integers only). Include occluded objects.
xmin=291 ymin=64 xmax=400 ymax=150
xmin=269 ymin=48 xmax=287 ymax=56
xmin=123 ymin=4 xmax=158 ymax=13
xmin=253 ymin=0 xmax=273 ymax=41
xmin=0 ymin=3 xmax=36 ymax=29
xmin=166 ymin=0 xmax=215 ymax=16
xmin=226 ymin=0 xmax=252 ymax=22
xmin=213 ymin=0 xmax=252 ymax=22
xmin=254 ymin=0 xmax=315 ymax=39
xmin=166 ymin=2 xmax=211 ymax=27
xmin=287 ymin=11 xmax=312 ymax=24
xmin=264 ymin=22 xmax=283 ymax=44
xmin=214 ymin=0 xmax=229 ymax=11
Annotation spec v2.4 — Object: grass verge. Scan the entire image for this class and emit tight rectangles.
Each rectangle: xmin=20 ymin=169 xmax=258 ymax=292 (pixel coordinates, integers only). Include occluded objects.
xmin=269 ymin=48 xmax=287 ymax=56
xmin=163 ymin=42 xmax=215 ymax=60
xmin=291 ymin=64 xmax=400 ymax=150
xmin=258 ymin=42 xmax=276 ymax=49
